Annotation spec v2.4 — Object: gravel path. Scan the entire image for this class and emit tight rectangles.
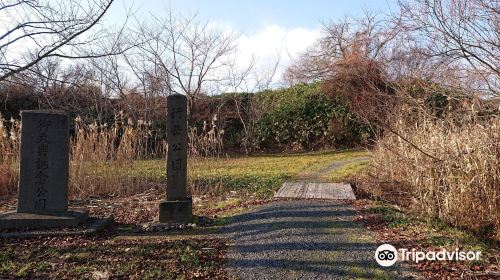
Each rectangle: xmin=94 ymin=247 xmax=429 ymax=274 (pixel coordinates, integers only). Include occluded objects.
xmin=219 ymin=200 xmax=418 ymax=279
xmin=218 ymin=156 xmax=419 ymax=279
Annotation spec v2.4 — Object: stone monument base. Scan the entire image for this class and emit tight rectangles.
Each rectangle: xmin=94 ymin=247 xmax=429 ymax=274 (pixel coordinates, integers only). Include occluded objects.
xmin=159 ymin=198 xmax=192 ymax=223
xmin=0 ymin=209 xmax=88 ymax=230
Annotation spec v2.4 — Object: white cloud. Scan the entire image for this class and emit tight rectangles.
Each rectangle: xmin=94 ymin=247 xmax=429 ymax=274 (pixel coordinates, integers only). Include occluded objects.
xmin=207 ymin=22 xmax=321 ymax=90
xmin=236 ymin=25 xmax=322 ymax=87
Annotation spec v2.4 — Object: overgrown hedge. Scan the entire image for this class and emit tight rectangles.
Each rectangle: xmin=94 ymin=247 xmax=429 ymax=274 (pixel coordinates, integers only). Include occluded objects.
xmin=253 ymin=83 xmax=372 ymax=151
xmin=1 ymin=82 xmax=373 ymax=154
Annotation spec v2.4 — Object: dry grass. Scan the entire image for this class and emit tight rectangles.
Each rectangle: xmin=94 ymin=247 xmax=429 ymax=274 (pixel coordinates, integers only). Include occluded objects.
xmin=69 ymin=112 xmax=226 ymax=197
xmin=0 ymin=113 xmax=169 ymax=197
xmin=75 ymin=150 xmax=369 ymax=199
xmin=0 ymin=111 xmax=366 ymax=200
xmin=369 ymin=113 xmax=500 ymax=240
xmin=0 ymin=114 xmax=20 ymax=197
xmin=69 ymin=114 xmax=167 ymax=196
xmin=188 ymin=114 xmax=224 ymax=157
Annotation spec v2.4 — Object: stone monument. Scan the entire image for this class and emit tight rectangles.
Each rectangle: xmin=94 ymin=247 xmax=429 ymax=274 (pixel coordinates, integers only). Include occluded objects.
xmin=159 ymin=94 xmax=193 ymax=223
xmin=0 ymin=110 xmax=88 ymax=229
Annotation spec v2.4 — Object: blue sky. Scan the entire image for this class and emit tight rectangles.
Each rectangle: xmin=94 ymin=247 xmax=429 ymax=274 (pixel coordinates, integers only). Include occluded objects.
xmin=130 ymin=0 xmax=397 ymax=32
xmin=106 ymin=0 xmax=398 ymax=88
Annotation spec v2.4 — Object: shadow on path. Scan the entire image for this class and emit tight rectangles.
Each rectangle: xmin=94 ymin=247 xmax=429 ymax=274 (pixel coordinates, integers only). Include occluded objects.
xmin=217 ymin=200 xmax=419 ymax=280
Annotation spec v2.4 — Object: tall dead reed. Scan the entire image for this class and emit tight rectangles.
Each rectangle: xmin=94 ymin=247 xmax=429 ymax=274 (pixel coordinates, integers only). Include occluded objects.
xmin=0 ymin=114 xmax=20 ymax=196
xmin=188 ymin=114 xmax=224 ymax=157
xmin=0 ymin=112 xmax=169 ymax=197
xmin=0 ymin=111 xmax=223 ymax=198
xmin=70 ymin=113 xmax=167 ymax=196
xmin=186 ymin=114 xmax=226 ymax=196
xmin=370 ymin=111 xmax=500 ymax=239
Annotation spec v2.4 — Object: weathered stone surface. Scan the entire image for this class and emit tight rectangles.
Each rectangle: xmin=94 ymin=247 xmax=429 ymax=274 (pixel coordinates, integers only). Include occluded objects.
xmin=0 ymin=215 xmax=113 ymax=238
xmin=0 ymin=210 xmax=88 ymax=229
xmin=17 ymin=110 xmax=69 ymax=213
xmin=159 ymin=94 xmax=192 ymax=223
xmin=159 ymin=199 xmax=192 ymax=223
xmin=166 ymin=94 xmax=188 ymax=200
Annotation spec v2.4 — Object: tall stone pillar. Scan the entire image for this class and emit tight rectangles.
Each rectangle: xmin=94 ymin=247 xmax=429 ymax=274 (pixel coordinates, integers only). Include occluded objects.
xmin=159 ymin=94 xmax=192 ymax=223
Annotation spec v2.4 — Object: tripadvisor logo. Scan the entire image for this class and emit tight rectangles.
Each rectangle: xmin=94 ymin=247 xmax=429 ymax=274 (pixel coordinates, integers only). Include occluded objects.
xmin=375 ymin=244 xmax=482 ymax=267
xmin=375 ymin=244 xmax=398 ymax=267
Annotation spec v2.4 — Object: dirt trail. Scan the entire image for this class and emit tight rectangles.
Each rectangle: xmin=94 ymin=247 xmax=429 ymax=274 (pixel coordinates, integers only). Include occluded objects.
xmin=297 ymin=156 xmax=371 ymax=182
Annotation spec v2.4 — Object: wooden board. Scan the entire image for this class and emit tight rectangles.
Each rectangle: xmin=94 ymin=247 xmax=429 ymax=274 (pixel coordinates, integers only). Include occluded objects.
xmin=274 ymin=182 xmax=356 ymax=200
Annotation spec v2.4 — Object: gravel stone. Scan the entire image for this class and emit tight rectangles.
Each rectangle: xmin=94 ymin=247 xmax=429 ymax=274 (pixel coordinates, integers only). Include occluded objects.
xmin=218 ymin=200 xmax=420 ymax=280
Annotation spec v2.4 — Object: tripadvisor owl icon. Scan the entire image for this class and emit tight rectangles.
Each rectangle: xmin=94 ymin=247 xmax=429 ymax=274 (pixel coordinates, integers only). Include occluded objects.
xmin=375 ymin=244 xmax=398 ymax=267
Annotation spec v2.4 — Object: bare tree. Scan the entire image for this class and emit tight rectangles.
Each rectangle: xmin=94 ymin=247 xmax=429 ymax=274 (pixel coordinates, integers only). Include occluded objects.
xmin=398 ymin=0 xmax=500 ymax=95
xmin=222 ymin=49 xmax=282 ymax=155
xmin=285 ymin=12 xmax=401 ymax=84
xmin=119 ymin=48 xmax=172 ymax=121
xmin=0 ymin=0 xmax=130 ymax=82
xmin=135 ymin=10 xmax=238 ymax=120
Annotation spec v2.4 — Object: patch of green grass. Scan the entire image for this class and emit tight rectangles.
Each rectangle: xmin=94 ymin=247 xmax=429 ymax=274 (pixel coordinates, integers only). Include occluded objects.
xmin=0 ymin=252 xmax=9 ymax=262
xmin=15 ymin=264 xmax=30 ymax=277
xmin=371 ymin=267 xmax=392 ymax=280
xmin=73 ymin=265 xmax=93 ymax=275
xmin=425 ymin=224 xmax=489 ymax=253
xmin=327 ymin=160 xmax=371 ymax=182
xmin=140 ymin=243 xmax=157 ymax=252
xmin=388 ymin=218 xmax=410 ymax=228
xmin=132 ymin=150 xmax=365 ymax=178
xmin=179 ymin=246 xmax=200 ymax=267
xmin=78 ymin=149 xmax=369 ymax=198
xmin=348 ymin=265 xmax=392 ymax=280
xmin=0 ymin=260 xmax=16 ymax=274
xmin=194 ymin=150 xmax=368 ymax=177
xmin=69 ymin=251 xmax=91 ymax=261
xmin=214 ymin=198 xmax=241 ymax=209
xmin=44 ymin=247 xmax=62 ymax=257
xmin=126 ymin=243 xmax=159 ymax=257
xmin=142 ymin=268 xmax=171 ymax=280
xmin=35 ymin=261 xmax=51 ymax=271
xmin=427 ymin=235 xmax=454 ymax=246
xmin=115 ymin=264 xmax=131 ymax=275
xmin=348 ymin=266 xmax=366 ymax=278
xmin=367 ymin=204 xmax=410 ymax=228
xmin=348 ymin=233 xmax=374 ymax=243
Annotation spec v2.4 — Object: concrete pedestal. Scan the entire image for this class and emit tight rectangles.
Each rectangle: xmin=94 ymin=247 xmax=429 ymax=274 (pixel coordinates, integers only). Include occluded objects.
xmin=159 ymin=198 xmax=192 ymax=223
xmin=0 ymin=209 xmax=88 ymax=229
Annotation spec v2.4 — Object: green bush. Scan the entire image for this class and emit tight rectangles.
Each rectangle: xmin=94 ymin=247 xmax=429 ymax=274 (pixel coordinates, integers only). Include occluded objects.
xmin=254 ymin=83 xmax=371 ymax=151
